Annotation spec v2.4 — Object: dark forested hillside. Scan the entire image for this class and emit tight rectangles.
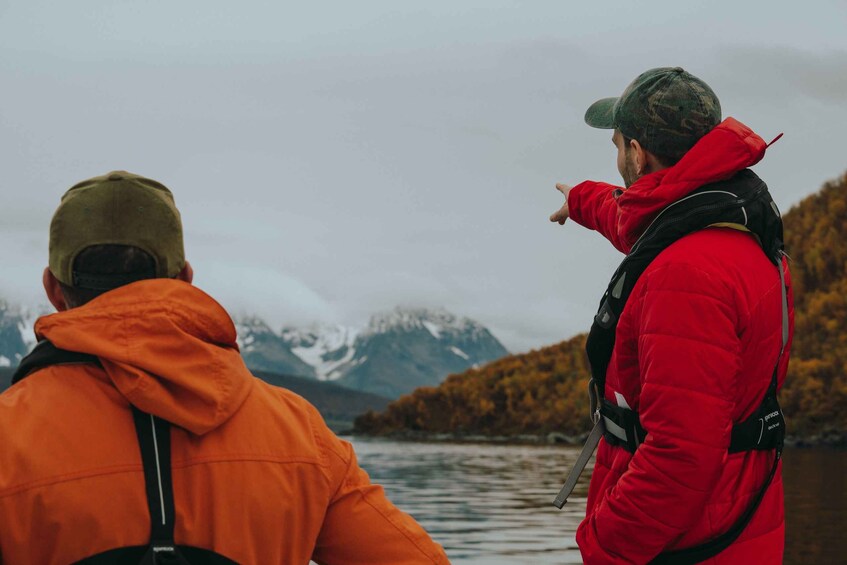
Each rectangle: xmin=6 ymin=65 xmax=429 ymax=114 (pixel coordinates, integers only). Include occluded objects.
xmin=779 ymin=172 xmax=847 ymax=438
xmin=356 ymin=172 xmax=847 ymax=443
xmin=252 ymin=371 xmax=391 ymax=430
xmin=0 ymin=367 xmax=389 ymax=432
xmin=355 ymin=334 xmax=592 ymax=437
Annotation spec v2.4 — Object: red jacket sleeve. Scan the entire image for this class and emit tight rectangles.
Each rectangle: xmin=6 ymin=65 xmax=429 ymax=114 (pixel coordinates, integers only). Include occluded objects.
xmin=576 ymin=261 xmax=739 ymax=564
xmin=568 ymin=181 xmax=628 ymax=253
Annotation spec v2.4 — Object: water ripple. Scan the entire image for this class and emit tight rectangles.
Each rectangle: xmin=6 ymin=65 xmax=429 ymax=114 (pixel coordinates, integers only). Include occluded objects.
xmin=351 ymin=439 xmax=847 ymax=565
xmin=351 ymin=438 xmax=589 ymax=564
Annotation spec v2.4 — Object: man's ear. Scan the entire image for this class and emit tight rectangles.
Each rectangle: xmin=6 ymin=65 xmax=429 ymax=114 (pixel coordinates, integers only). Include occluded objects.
xmin=628 ymin=137 xmax=649 ymax=176
xmin=43 ymin=268 xmax=68 ymax=312
xmin=629 ymin=137 xmax=668 ymax=175
xmin=177 ymin=261 xmax=194 ymax=284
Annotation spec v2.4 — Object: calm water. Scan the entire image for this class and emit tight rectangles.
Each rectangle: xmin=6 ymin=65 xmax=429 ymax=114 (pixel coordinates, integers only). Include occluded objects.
xmin=350 ymin=438 xmax=847 ymax=564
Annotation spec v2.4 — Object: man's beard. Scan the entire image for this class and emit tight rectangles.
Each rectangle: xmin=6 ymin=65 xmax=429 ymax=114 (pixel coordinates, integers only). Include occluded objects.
xmin=621 ymin=157 xmax=640 ymax=188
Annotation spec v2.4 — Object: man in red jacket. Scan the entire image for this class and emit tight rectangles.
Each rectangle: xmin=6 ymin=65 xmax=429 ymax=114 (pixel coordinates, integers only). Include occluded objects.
xmin=550 ymin=68 xmax=793 ymax=563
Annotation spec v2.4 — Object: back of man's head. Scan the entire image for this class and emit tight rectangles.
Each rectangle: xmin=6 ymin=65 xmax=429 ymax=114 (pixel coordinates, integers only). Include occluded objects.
xmin=585 ymin=67 xmax=722 ymax=166
xmin=47 ymin=171 xmax=186 ymax=308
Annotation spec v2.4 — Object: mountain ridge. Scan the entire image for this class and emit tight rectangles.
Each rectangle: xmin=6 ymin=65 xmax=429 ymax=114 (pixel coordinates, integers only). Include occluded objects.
xmin=276 ymin=306 xmax=509 ymax=398
xmin=0 ymin=303 xmax=508 ymax=400
xmin=334 ymin=307 xmax=508 ymax=398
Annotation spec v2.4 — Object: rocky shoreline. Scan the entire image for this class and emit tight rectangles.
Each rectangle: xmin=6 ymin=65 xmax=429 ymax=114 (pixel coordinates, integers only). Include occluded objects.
xmin=346 ymin=429 xmax=847 ymax=449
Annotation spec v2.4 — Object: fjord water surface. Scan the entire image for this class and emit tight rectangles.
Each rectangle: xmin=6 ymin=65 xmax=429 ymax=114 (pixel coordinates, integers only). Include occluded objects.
xmin=351 ymin=438 xmax=846 ymax=564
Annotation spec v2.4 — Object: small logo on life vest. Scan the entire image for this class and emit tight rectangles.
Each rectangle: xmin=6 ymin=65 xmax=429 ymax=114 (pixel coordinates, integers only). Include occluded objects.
xmin=764 ymin=410 xmax=782 ymax=431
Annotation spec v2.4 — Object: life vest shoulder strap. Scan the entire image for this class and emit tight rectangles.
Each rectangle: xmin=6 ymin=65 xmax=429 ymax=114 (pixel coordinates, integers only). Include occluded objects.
xmin=11 ymin=340 xmax=101 ymax=385
xmin=13 ymin=341 xmax=237 ymax=565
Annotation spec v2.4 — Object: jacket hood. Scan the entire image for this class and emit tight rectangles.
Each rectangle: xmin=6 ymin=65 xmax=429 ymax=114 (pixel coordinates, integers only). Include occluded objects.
xmin=34 ymin=279 xmax=253 ymax=435
xmin=616 ymin=117 xmax=770 ymax=252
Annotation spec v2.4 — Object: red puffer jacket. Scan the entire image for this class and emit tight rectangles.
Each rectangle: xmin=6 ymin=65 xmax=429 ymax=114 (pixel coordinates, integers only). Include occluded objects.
xmin=568 ymin=118 xmax=793 ymax=564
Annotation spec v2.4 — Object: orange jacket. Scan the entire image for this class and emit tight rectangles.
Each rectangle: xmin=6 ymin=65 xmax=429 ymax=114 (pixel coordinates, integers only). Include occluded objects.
xmin=0 ymin=280 xmax=450 ymax=565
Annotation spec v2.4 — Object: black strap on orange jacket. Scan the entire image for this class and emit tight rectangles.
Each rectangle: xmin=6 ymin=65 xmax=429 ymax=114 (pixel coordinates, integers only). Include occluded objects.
xmin=13 ymin=341 xmax=238 ymax=565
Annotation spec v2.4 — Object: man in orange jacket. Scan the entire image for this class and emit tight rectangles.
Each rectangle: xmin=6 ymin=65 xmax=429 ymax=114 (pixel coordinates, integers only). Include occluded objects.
xmin=0 ymin=171 xmax=450 ymax=564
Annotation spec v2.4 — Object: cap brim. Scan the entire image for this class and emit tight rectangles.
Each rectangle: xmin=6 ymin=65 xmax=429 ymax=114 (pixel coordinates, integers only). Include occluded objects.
xmin=584 ymin=97 xmax=618 ymax=129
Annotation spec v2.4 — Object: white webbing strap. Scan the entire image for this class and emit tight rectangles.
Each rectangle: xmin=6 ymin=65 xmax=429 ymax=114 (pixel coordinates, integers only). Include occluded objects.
xmin=552 ymin=419 xmax=604 ymax=508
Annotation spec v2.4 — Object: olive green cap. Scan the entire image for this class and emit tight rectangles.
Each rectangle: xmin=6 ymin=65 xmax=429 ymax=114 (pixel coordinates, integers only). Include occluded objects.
xmin=584 ymin=67 xmax=722 ymax=158
xmin=49 ymin=171 xmax=185 ymax=287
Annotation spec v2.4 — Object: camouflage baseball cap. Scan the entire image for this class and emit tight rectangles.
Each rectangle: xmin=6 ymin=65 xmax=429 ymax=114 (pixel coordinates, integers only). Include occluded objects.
xmin=49 ymin=171 xmax=185 ymax=288
xmin=584 ymin=67 xmax=721 ymax=158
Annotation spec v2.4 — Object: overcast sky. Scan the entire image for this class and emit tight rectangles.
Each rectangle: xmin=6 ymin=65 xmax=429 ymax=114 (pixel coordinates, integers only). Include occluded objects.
xmin=1 ymin=1 xmax=846 ymax=352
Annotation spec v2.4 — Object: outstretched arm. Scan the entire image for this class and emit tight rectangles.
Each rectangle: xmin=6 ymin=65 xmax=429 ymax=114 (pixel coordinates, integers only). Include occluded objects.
xmin=552 ymin=181 xmax=628 ymax=254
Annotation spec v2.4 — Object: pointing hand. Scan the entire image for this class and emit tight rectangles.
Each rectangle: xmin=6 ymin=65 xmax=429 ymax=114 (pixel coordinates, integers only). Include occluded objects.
xmin=550 ymin=183 xmax=572 ymax=225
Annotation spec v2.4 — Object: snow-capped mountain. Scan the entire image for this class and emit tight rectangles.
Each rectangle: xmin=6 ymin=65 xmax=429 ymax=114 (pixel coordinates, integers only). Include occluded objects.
xmin=333 ymin=307 xmax=509 ymax=398
xmin=235 ymin=316 xmax=317 ymax=379
xmin=280 ymin=324 xmax=360 ymax=381
xmin=0 ymin=302 xmax=40 ymax=368
xmin=0 ymin=299 xmax=509 ymax=400
xmin=237 ymin=307 xmax=509 ymax=397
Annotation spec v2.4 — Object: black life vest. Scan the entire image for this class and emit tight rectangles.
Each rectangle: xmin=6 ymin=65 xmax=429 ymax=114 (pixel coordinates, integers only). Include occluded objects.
xmin=578 ymin=169 xmax=787 ymax=565
xmin=12 ymin=342 xmax=239 ymax=565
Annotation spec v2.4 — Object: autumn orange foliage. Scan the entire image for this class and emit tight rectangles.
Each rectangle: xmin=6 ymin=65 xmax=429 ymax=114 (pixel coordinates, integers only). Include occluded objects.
xmin=778 ymin=172 xmax=847 ymax=438
xmin=355 ymin=334 xmax=592 ymax=436
xmin=355 ymin=172 xmax=847 ymax=440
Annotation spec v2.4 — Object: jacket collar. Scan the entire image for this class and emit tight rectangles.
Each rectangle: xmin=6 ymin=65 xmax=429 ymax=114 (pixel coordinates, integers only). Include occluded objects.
xmin=616 ymin=117 xmax=769 ymax=253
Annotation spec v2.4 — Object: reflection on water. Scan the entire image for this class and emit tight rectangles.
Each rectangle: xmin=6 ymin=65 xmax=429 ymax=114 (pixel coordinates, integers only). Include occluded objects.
xmin=783 ymin=448 xmax=847 ymax=564
xmin=351 ymin=438 xmax=847 ymax=565
xmin=351 ymin=439 xmax=589 ymax=564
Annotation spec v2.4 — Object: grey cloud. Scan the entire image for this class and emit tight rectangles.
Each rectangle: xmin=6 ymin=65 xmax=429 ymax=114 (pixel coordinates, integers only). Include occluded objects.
xmin=715 ymin=45 xmax=847 ymax=106
xmin=1 ymin=1 xmax=846 ymax=352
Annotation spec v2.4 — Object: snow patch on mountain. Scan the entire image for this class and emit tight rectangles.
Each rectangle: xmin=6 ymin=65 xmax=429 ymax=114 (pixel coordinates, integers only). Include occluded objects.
xmin=235 ymin=316 xmax=273 ymax=353
xmin=422 ymin=321 xmax=442 ymax=339
xmin=449 ymin=346 xmax=469 ymax=360
xmin=282 ymin=324 xmax=361 ymax=381
xmin=234 ymin=316 xmax=317 ymax=378
xmin=362 ymin=307 xmax=485 ymax=339
xmin=17 ymin=309 xmax=42 ymax=350
xmin=0 ymin=301 xmax=44 ymax=365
